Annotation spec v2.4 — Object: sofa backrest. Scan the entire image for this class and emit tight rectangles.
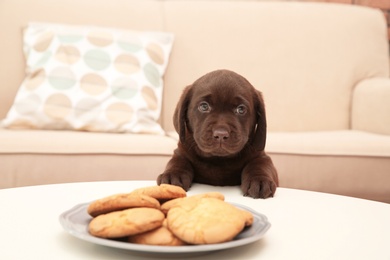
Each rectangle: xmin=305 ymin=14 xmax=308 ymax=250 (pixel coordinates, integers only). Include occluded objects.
xmin=0 ymin=0 xmax=388 ymax=132
xmin=161 ymin=1 xmax=389 ymax=132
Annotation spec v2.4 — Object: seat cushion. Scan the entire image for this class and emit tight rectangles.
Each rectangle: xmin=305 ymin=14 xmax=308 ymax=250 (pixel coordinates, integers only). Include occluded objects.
xmin=0 ymin=129 xmax=178 ymax=188
xmin=266 ymin=130 xmax=390 ymax=157
xmin=266 ymin=131 xmax=390 ymax=203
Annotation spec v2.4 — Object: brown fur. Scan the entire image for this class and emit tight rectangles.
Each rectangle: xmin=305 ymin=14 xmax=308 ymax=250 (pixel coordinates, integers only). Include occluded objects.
xmin=157 ymin=70 xmax=278 ymax=198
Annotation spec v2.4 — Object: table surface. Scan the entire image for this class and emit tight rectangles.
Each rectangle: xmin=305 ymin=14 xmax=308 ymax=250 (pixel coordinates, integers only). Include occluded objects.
xmin=1 ymin=180 xmax=390 ymax=260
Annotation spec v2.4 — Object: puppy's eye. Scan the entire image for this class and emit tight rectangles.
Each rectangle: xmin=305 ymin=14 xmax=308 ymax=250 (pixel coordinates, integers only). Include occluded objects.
xmin=235 ymin=104 xmax=247 ymax=115
xmin=198 ymin=101 xmax=211 ymax=113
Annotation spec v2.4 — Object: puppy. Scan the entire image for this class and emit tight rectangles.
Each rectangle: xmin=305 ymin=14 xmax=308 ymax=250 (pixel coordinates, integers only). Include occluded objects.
xmin=157 ymin=70 xmax=278 ymax=198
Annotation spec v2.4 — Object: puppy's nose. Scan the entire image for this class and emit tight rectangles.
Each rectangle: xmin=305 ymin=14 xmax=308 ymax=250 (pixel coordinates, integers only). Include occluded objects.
xmin=213 ymin=129 xmax=229 ymax=140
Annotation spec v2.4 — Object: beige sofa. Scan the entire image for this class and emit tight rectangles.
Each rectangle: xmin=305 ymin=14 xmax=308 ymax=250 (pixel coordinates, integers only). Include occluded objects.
xmin=1 ymin=0 xmax=389 ymax=203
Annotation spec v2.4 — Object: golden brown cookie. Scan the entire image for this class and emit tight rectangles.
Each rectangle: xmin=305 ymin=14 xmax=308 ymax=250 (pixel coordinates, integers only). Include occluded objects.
xmin=240 ymin=208 xmax=254 ymax=227
xmin=87 ymin=193 xmax=160 ymax=217
xmin=130 ymin=184 xmax=186 ymax=202
xmin=88 ymin=207 xmax=164 ymax=238
xmin=160 ymin=192 xmax=225 ymax=215
xmin=166 ymin=197 xmax=251 ymax=244
xmin=128 ymin=219 xmax=187 ymax=246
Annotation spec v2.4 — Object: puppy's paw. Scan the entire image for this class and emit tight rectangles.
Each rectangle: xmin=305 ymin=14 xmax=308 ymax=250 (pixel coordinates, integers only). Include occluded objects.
xmin=157 ymin=172 xmax=192 ymax=191
xmin=241 ymin=177 xmax=277 ymax=199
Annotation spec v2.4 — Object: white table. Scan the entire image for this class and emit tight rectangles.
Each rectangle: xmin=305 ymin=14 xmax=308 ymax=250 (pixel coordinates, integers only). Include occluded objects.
xmin=1 ymin=180 xmax=389 ymax=259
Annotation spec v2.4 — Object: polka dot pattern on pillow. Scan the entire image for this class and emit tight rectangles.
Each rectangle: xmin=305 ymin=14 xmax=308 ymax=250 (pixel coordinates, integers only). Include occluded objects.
xmin=2 ymin=22 xmax=174 ymax=134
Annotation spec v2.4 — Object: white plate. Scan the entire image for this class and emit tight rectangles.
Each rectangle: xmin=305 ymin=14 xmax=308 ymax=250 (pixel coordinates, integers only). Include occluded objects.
xmin=59 ymin=202 xmax=271 ymax=257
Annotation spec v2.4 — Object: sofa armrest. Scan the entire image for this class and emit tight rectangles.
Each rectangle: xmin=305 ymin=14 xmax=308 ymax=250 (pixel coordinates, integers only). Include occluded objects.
xmin=352 ymin=78 xmax=390 ymax=135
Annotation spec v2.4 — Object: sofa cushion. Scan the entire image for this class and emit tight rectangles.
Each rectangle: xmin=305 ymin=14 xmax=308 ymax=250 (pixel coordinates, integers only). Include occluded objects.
xmin=162 ymin=2 xmax=389 ymax=132
xmin=0 ymin=128 xmax=178 ymax=189
xmin=266 ymin=130 xmax=390 ymax=157
xmin=266 ymin=130 xmax=390 ymax=203
xmin=2 ymin=22 xmax=174 ymax=134
xmin=0 ymin=128 xmax=177 ymax=155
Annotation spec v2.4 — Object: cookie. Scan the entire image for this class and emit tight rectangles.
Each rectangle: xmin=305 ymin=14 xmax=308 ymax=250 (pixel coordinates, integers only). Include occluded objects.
xmin=166 ymin=197 xmax=251 ymax=244
xmin=128 ymin=220 xmax=186 ymax=246
xmin=161 ymin=192 xmax=225 ymax=215
xmin=241 ymin=208 xmax=254 ymax=227
xmin=88 ymin=207 xmax=164 ymax=238
xmin=130 ymin=184 xmax=186 ymax=202
xmin=87 ymin=193 xmax=160 ymax=217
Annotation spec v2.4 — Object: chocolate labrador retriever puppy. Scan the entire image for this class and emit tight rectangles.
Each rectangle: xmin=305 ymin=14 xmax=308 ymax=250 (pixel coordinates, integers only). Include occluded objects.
xmin=157 ymin=69 xmax=278 ymax=198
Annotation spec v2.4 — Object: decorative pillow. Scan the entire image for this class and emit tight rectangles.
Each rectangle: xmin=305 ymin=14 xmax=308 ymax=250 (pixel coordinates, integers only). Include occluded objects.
xmin=2 ymin=22 xmax=174 ymax=134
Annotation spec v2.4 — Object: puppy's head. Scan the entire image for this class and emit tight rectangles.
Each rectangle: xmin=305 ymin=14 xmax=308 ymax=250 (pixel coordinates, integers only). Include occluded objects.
xmin=174 ymin=69 xmax=267 ymax=157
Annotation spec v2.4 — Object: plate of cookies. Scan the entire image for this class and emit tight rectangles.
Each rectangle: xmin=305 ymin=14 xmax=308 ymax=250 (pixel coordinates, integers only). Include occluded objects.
xmin=59 ymin=184 xmax=271 ymax=257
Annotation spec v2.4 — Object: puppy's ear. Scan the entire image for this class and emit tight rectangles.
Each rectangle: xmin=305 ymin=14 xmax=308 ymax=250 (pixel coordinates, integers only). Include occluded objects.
xmin=252 ymin=90 xmax=267 ymax=151
xmin=173 ymin=85 xmax=193 ymax=143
